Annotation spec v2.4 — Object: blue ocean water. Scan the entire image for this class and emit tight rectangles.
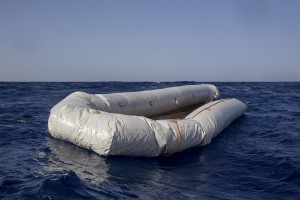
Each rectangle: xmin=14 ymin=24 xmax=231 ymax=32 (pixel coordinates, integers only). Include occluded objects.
xmin=0 ymin=82 xmax=299 ymax=199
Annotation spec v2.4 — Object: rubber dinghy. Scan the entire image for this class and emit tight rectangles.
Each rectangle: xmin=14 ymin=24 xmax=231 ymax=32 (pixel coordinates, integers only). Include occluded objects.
xmin=48 ymin=84 xmax=247 ymax=157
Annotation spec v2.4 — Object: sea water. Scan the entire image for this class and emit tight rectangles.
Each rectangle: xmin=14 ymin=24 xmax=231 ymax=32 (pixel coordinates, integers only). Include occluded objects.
xmin=0 ymin=82 xmax=299 ymax=199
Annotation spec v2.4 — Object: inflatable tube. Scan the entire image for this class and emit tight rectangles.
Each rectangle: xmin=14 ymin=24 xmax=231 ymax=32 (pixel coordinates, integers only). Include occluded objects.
xmin=50 ymin=84 xmax=220 ymax=117
xmin=48 ymin=85 xmax=247 ymax=157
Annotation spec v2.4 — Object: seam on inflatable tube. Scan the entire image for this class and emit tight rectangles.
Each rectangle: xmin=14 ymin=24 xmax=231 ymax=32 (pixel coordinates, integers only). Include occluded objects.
xmin=164 ymin=120 xmax=181 ymax=156
xmin=96 ymin=94 xmax=111 ymax=107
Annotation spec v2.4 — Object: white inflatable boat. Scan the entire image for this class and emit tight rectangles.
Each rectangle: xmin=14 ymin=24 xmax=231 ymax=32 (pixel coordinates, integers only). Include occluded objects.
xmin=48 ymin=84 xmax=247 ymax=157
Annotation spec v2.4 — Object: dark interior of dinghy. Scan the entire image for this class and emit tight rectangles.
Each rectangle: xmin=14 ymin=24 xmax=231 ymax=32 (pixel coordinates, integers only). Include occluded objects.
xmin=150 ymin=103 xmax=203 ymax=120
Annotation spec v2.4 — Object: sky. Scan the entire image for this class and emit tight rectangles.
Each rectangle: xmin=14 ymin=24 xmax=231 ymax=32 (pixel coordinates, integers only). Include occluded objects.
xmin=0 ymin=0 xmax=300 ymax=81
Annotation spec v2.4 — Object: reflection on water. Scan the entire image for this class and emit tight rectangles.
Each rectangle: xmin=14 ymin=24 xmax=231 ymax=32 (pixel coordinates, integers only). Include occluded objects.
xmin=46 ymin=137 xmax=170 ymax=183
xmin=45 ymin=137 xmax=109 ymax=183
xmin=45 ymin=136 xmax=212 ymax=198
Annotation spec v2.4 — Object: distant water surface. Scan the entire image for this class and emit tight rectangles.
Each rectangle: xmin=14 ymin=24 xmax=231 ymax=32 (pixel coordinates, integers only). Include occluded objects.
xmin=0 ymin=82 xmax=299 ymax=199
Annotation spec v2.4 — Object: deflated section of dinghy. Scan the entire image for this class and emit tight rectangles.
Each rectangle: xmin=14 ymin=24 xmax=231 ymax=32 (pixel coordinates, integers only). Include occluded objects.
xmin=48 ymin=84 xmax=247 ymax=157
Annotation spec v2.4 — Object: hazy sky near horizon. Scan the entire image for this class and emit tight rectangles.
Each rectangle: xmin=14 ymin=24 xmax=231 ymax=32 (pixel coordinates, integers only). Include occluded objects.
xmin=0 ymin=0 xmax=300 ymax=81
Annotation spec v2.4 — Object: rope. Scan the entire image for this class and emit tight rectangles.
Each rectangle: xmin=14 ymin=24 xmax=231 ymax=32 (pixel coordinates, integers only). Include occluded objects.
xmin=186 ymin=99 xmax=228 ymax=120
xmin=16 ymin=119 xmax=44 ymax=124
xmin=164 ymin=119 xmax=181 ymax=156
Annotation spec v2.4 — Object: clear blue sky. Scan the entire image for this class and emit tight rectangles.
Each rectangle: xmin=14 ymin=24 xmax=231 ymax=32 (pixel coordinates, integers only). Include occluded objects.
xmin=0 ymin=0 xmax=299 ymax=81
